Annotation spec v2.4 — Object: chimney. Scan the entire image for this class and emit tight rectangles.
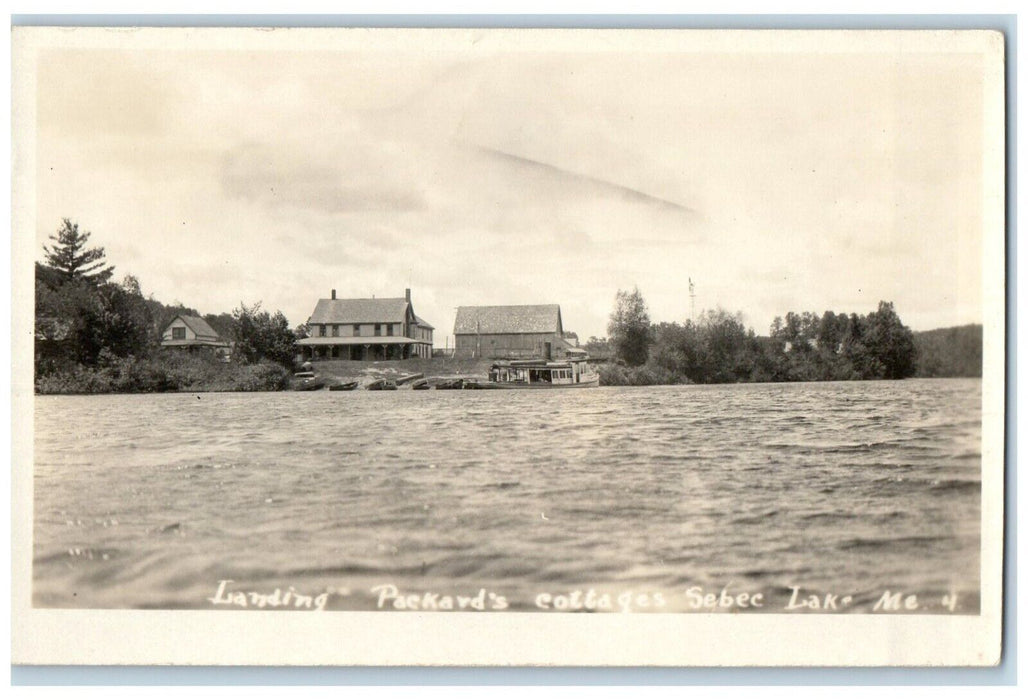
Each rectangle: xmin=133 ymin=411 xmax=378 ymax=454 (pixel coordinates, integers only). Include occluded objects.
xmin=405 ymin=288 xmax=411 ymax=303
xmin=331 ymin=289 xmax=336 ymax=300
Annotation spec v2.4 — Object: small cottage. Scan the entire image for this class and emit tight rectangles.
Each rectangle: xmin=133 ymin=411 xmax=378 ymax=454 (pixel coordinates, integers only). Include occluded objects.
xmin=160 ymin=315 xmax=232 ymax=357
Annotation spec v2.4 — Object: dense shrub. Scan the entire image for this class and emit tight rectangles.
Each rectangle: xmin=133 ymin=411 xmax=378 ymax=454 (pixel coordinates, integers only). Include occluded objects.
xmin=913 ymin=325 xmax=983 ymax=378
xmin=590 ymin=301 xmax=945 ymax=387
xmin=597 ymin=363 xmax=688 ymax=386
xmin=35 ymin=353 xmax=289 ymax=394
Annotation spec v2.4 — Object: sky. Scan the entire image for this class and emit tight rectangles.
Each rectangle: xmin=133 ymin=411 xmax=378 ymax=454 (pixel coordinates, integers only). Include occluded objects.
xmin=32 ymin=31 xmax=993 ymax=344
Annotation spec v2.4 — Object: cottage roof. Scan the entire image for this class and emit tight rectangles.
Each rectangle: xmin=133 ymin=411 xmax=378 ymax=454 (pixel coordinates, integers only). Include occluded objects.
xmin=175 ymin=315 xmax=221 ymax=340
xmin=413 ymin=314 xmax=434 ymax=330
xmin=308 ymin=297 xmax=409 ymax=325
xmin=453 ymin=305 xmax=562 ymax=335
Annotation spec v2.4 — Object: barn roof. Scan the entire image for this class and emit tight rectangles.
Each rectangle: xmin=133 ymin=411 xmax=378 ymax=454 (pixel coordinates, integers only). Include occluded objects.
xmin=453 ymin=305 xmax=562 ymax=335
xmin=174 ymin=315 xmax=221 ymax=340
xmin=308 ymin=297 xmax=410 ymax=325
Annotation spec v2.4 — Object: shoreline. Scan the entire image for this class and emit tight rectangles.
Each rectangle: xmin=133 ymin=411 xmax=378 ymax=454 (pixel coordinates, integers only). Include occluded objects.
xmin=33 ymin=366 xmax=982 ymax=396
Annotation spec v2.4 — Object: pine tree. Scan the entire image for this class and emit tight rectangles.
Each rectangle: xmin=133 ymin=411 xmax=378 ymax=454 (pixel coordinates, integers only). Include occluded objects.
xmin=42 ymin=219 xmax=114 ymax=284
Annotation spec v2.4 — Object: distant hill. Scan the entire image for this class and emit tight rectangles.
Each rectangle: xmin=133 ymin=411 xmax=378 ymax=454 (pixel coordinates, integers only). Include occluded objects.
xmin=913 ymin=324 xmax=983 ymax=378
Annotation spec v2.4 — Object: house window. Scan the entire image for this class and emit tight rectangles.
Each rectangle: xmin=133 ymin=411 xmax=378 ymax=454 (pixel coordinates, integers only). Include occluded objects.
xmin=353 ymin=324 xmax=361 ymax=337
xmin=375 ymin=323 xmax=382 ymax=336
xmin=319 ymin=325 xmax=326 ymax=337
xmin=386 ymin=324 xmax=393 ymax=336
xmin=332 ymin=325 xmax=339 ymax=337
xmin=172 ymin=327 xmax=186 ymax=340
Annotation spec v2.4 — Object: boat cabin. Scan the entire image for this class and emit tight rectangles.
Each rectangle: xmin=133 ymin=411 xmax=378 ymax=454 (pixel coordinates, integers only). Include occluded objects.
xmin=490 ymin=352 xmax=597 ymax=386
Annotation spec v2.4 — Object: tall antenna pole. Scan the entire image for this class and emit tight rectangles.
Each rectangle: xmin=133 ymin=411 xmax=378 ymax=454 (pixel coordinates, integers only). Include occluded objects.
xmin=689 ymin=277 xmax=696 ymax=323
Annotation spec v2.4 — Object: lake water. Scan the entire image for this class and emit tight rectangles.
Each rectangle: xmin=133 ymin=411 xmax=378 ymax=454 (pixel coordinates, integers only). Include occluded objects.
xmin=32 ymin=379 xmax=982 ymax=613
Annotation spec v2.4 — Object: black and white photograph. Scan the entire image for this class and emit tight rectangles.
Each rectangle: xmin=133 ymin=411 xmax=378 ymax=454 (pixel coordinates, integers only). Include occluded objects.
xmin=11 ymin=26 xmax=1005 ymax=666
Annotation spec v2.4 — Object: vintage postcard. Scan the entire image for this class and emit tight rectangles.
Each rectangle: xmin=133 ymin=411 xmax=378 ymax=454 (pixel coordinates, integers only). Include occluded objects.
xmin=11 ymin=26 xmax=1005 ymax=666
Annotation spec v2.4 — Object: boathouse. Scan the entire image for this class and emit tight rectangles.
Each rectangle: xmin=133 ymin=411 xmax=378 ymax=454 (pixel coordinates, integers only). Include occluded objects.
xmin=296 ymin=289 xmax=433 ymax=361
xmin=160 ymin=315 xmax=232 ymax=356
xmin=452 ymin=304 xmax=576 ymax=360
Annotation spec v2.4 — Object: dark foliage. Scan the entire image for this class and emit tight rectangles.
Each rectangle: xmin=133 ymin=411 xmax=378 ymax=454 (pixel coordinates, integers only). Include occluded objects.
xmin=598 ymin=296 xmax=926 ymax=385
xmin=607 ymin=287 xmax=652 ymax=366
xmin=36 ymin=268 xmax=154 ymax=368
xmin=35 ymin=225 xmax=299 ymax=393
xmin=36 ymin=352 xmax=289 ymax=394
xmin=913 ymin=325 xmax=983 ymax=377
xmin=204 ymin=313 xmax=237 ymax=341
xmin=231 ymin=302 xmax=297 ymax=369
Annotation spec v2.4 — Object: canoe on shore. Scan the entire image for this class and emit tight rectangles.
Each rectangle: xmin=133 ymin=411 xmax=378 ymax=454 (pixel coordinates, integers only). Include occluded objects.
xmin=461 ymin=380 xmax=506 ymax=390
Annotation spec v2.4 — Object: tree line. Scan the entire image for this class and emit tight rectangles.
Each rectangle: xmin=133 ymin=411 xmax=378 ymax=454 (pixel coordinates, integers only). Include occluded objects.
xmin=35 ymin=219 xmax=300 ymax=393
xmin=598 ymin=286 xmax=980 ymax=385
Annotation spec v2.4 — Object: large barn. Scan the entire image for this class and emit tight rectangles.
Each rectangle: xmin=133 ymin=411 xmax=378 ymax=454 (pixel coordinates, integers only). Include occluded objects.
xmin=452 ymin=304 xmax=576 ymax=360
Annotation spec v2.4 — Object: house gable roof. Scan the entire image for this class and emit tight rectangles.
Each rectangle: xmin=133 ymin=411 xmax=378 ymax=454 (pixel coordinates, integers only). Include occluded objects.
xmin=413 ymin=314 xmax=434 ymax=330
xmin=170 ymin=315 xmax=221 ymax=340
xmin=453 ymin=305 xmax=562 ymax=335
xmin=308 ymin=297 xmax=410 ymax=325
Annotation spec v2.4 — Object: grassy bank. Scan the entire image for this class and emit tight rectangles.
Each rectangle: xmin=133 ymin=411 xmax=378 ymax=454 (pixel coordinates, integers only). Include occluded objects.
xmin=35 ymin=352 xmax=291 ymax=394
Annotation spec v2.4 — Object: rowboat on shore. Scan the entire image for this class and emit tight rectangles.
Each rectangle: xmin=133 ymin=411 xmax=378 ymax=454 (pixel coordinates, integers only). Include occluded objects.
xmin=433 ymin=378 xmax=465 ymax=390
xmin=365 ymin=379 xmax=398 ymax=391
xmin=328 ymin=381 xmax=359 ymax=391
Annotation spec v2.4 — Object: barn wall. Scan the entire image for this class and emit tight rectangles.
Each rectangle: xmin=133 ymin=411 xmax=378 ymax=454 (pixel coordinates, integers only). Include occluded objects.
xmin=454 ymin=333 xmax=564 ymax=358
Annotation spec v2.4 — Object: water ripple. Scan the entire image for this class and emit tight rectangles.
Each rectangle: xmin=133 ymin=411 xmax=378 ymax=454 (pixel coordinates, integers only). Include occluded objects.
xmin=33 ymin=379 xmax=982 ymax=611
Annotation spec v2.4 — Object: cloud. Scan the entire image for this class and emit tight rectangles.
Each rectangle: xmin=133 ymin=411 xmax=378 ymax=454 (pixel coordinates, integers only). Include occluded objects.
xmin=474 ymin=146 xmax=698 ymax=216
xmin=219 ymin=141 xmax=427 ymax=214
xmin=31 ymin=43 xmax=989 ymax=339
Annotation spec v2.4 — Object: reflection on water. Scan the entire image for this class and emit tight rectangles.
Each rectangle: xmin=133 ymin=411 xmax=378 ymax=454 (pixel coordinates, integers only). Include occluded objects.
xmin=33 ymin=379 xmax=981 ymax=612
